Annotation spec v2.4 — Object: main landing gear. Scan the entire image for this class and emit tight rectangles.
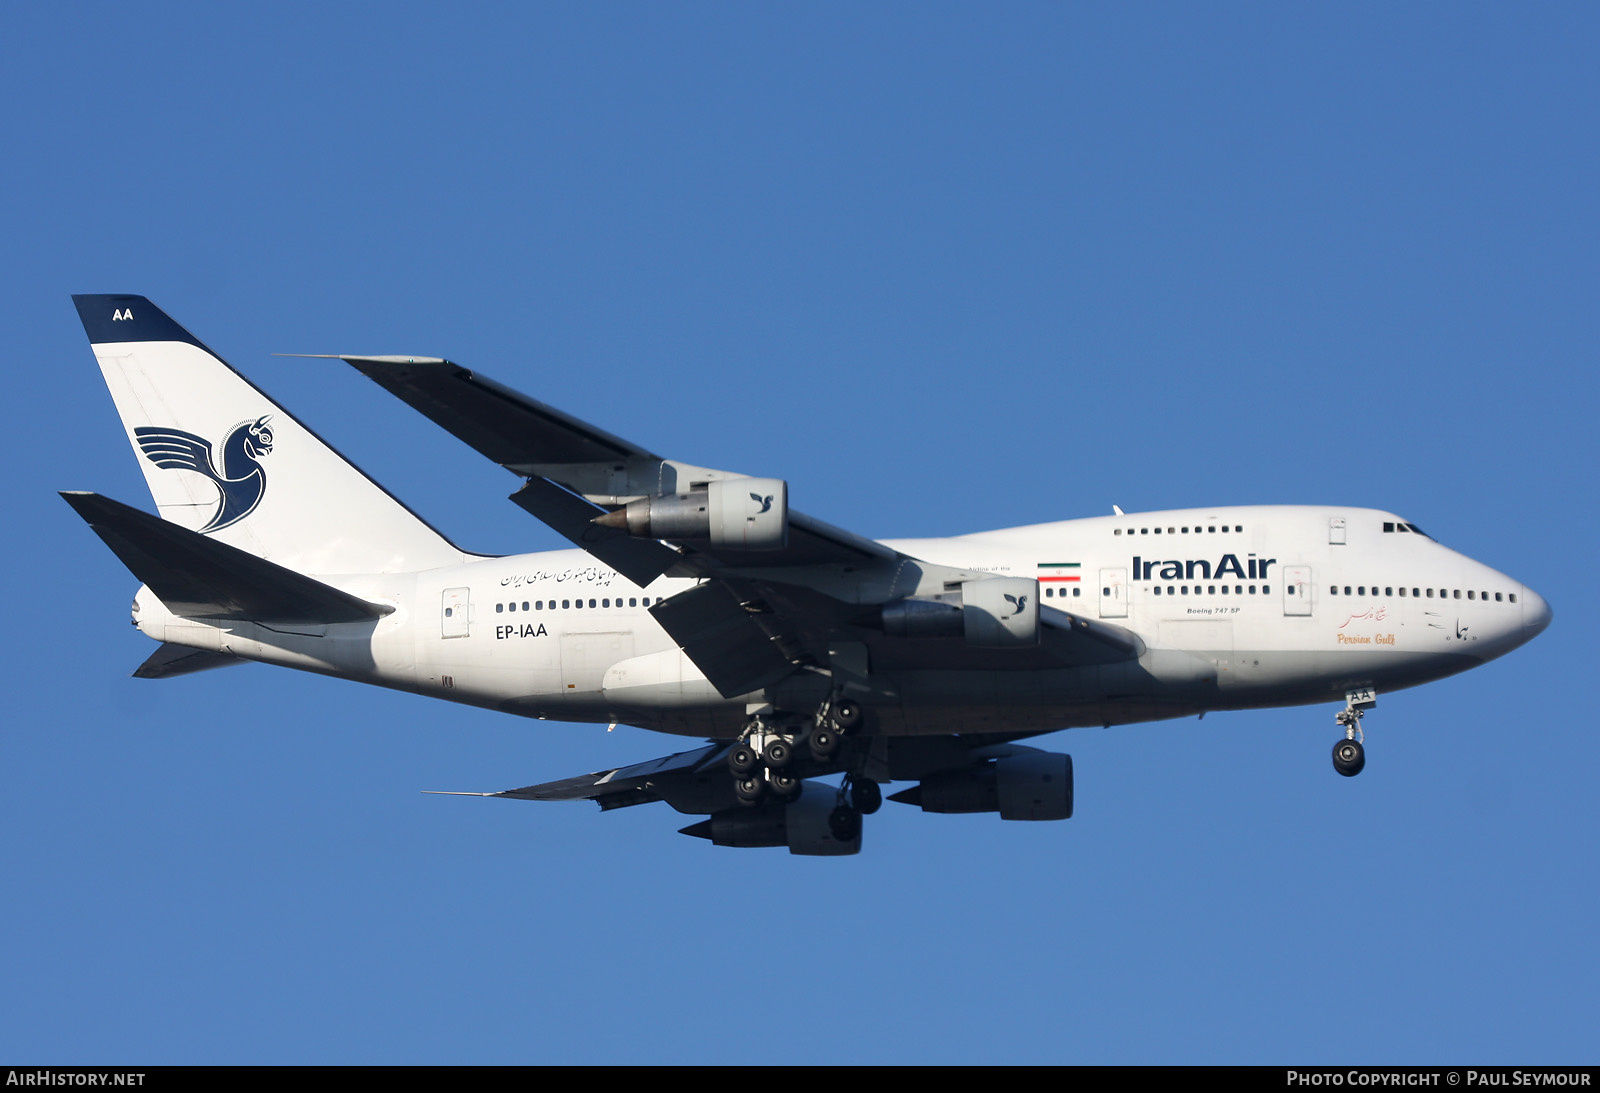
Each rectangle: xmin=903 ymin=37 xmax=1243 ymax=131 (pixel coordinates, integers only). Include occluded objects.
xmin=1332 ymin=688 xmax=1375 ymax=777
xmin=729 ymin=696 xmax=871 ymax=811
xmin=828 ymin=772 xmax=883 ymax=842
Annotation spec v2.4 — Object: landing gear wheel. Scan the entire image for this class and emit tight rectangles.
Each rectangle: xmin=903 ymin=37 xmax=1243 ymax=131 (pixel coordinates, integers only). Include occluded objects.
xmin=1332 ymin=737 xmax=1366 ymax=777
xmin=763 ymin=738 xmax=793 ymax=770
xmin=832 ymin=700 xmax=863 ymax=733
xmin=769 ymin=772 xmax=801 ymax=801
xmin=808 ymin=726 xmax=838 ymax=762
xmin=728 ymin=743 xmax=759 ymax=777
xmin=734 ymin=775 xmax=766 ymax=805
xmin=828 ymin=805 xmax=861 ymax=842
xmin=850 ymin=778 xmax=883 ymax=815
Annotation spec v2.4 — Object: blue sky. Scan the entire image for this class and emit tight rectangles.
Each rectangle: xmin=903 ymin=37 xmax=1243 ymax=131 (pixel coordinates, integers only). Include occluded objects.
xmin=4 ymin=3 xmax=1595 ymax=1063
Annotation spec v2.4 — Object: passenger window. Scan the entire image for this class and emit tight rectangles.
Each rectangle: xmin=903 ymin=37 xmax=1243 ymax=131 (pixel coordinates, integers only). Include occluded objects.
xmin=496 ymin=603 xmax=504 ymax=613
xmin=1140 ymin=528 xmax=1148 ymax=535
xmin=603 ymin=598 xmax=610 ymax=608
xmin=1249 ymin=585 xmax=1257 ymax=594
xmin=522 ymin=602 xmax=529 ymax=611
xmin=1235 ymin=525 xmax=1242 ymax=532
xmin=1509 ymin=594 xmax=1517 ymax=604
xmin=1358 ymin=587 xmax=1365 ymax=596
xmin=1330 ymin=586 xmax=1338 ymax=595
xmin=1495 ymin=593 xmax=1503 ymax=602
xmin=1262 ymin=585 xmax=1271 ymax=594
xmin=1344 ymin=586 xmax=1351 ymax=595
xmin=536 ymin=601 xmax=543 ymax=610
xmin=562 ymin=599 xmax=570 ymax=609
xmin=1454 ymin=590 xmax=1461 ymax=599
xmin=589 ymin=599 xmax=596 ymax=608
xmin=1181 ymin=586 xmax=1189 ymax=595
xmin=1468 ymin=590 xmax=1475 ymax=600
xmin=1073 ymin=588 xmax=1080 ymax=597
xmin=1399 ymin=588 xmax=1407 ymax=597
xmin=1385 ymin=588 xmax=1392 ymax=597
xmin=630 ymin=598 xmax=638 ymax=606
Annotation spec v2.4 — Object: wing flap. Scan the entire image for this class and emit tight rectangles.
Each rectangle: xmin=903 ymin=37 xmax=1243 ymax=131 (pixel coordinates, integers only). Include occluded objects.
xmin=649 ymin=582 xmax=806 ymax=698
xmin=507 ymin=477 xmax=683 ymax=587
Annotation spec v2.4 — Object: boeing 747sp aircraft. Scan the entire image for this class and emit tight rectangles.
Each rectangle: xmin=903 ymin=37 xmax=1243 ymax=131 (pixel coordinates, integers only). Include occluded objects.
xmin=62 ymin=295 xmax=1552 ymax=855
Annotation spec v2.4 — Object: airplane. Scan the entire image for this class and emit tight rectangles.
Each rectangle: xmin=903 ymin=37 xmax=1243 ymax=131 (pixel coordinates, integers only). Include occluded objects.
xmin=62 ymin=294 xmax=1553 ymax=856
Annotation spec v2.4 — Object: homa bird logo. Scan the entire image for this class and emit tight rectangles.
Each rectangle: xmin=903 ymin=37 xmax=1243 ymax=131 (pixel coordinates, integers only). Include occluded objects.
xmin=133 ymin=416 xmax=274 ymax=532
xmin=1002 ymin=592 xmax=1029 ymax=617
xmin=750 ymin=492 xmax=774 ymax=514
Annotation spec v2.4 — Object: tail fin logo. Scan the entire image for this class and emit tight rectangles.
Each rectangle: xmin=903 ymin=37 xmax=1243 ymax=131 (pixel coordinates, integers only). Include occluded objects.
xmin=133 ymin=416 xmax=274 ymax=532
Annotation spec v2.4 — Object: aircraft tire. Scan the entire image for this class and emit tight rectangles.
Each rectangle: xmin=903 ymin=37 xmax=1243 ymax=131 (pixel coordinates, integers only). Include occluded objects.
xmin=735 ymin=775 xmax=766 ymax=805
xmin=828 ymin=805 xmax=862 ymax=842
xmin=808 ymin=727 xmax=838 ymax=761
xmin=770 ymin=772 xmax=801 ymax=801
xmin=728 ymin=743 xmax=759 ymax=777
xmin=850 ymin=779 xmax=883 ymax=815
xmin=1332 ymin=738 xmax=1366 ymax=777
xmin=833 ymin=700 xmax=863 ymax=733
xmin=764 ymin=738 xmax=793 ymax=770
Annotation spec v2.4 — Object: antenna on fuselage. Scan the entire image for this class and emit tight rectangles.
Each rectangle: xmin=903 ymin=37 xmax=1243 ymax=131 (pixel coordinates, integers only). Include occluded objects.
xmin=1112 ymin=505 xmax=1125 ymax=516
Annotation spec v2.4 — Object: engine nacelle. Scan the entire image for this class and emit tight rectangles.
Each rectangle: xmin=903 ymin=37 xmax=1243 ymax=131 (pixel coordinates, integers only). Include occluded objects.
xmin=880 ymin=577 xmax=1040 ymax=647
xmin=680 ymin=781 xmax=860 ymax=855
xmin=961 ymin=576 xmax=1040 ymax=647
xmin=896 ymin=752 xmax=1073 ymax=821
xmin=598 ymin=477 xmax=788 ymax=550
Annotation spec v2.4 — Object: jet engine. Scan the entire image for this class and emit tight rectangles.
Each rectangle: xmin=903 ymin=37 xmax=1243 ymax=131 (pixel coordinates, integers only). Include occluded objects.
xmin=880 ymin=576 xmax=1040 ymax=647
xmin=678 ymin=781 xmax=860 ymax=855
xmin=593 ymin=477 xmax=788 ymax=550
xmin=889 ymin=752 xmax=1073 ymax=821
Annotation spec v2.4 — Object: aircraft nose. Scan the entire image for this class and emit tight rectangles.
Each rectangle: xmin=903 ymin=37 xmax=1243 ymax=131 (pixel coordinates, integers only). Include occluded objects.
xmin=1521 ymin=585 xmax=1552 ymax=639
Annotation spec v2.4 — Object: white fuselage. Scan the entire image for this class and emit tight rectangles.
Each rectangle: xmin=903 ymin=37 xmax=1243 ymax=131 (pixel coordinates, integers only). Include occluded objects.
xmin=131 ymin=505 xmax=1549 ymax=740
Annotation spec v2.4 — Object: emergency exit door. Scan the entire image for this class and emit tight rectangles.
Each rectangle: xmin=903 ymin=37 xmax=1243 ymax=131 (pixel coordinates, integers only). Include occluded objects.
xmin=442 ymin=587 xmax=470 ymax=638
xmin=1099 ymin=567 xmax=1128 ymax=618
xmin=1281 ymin=567 xmax=1312 ymax=616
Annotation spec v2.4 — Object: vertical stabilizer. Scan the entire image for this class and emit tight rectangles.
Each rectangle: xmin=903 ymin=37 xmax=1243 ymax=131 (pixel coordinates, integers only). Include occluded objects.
xmin=73 ymin=295 xmax=464 ymax=575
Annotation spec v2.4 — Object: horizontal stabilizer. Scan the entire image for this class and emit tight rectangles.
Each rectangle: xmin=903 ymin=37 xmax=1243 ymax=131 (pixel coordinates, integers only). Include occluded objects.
xmin=61 ymin=491 xmax=392 ymax=623
xmin=133 ymin=643 xmax=245 ymax=679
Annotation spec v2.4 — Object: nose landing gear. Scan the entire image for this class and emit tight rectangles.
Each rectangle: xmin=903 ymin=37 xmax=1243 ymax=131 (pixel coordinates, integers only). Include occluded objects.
xmin=1332 ymin=688 xmax=1375 ymax=777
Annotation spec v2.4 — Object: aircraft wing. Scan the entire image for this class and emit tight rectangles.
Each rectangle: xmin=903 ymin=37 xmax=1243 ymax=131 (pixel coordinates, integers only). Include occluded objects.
xmin=326 ymin=355 xmax=896 ymax=571
xmin=336 ymin=355 xmax=1142 ymax=695
xmin=427 ymin=743 xmax=741 ymax=816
